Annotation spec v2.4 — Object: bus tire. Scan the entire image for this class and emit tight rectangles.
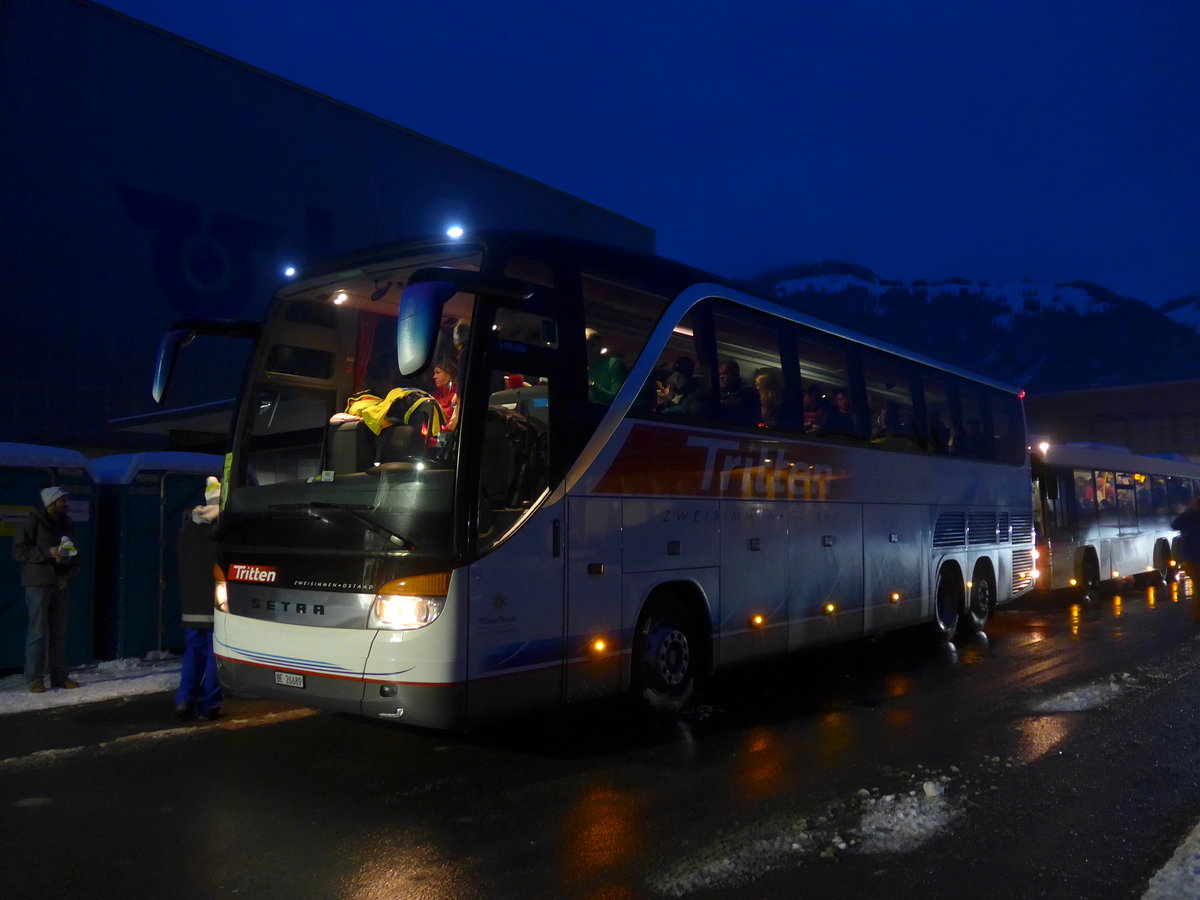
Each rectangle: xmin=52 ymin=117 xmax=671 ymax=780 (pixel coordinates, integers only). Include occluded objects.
xmin=933 ymin=565 xmax=964 ymax=641
xmin=960 ymin=564 xmax=995 ymax=636
xmin=1078 ymin=550 xmax=1102 ymax=602
xmin=1153 ymin=539 xmax=1171 ymax=586
xmin=634 ymin=600 xmax=698 ymax=716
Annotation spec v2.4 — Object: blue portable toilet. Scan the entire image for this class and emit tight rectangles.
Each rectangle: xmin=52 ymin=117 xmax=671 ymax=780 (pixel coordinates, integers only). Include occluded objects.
xmin=0 ymin=443 xmax=98 ymax=673
xmin=92 ymin=452 xmax=225 ymax=660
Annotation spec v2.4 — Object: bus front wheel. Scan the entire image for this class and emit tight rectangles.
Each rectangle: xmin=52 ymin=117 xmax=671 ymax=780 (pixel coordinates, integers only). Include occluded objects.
xmin=934 ymin=567 xmax=963 ymax=641
xmin=635 ymin=601 xmax=698 ymax=716
xmin=1078 ymin=551 xmax=1102 ymax=602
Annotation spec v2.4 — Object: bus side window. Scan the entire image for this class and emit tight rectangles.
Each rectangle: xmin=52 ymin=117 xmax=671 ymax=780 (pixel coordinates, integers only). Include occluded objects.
xmin=636 ymin=311 xmax=710 ymax=421
xmin=989 ymin=390 xmax=1025 ymax=464
xmin=1095 ymin=470 xmax=1118 ymax=528
xmin=861 ymin=351 xmax=919 ymax=450
xmin=796 ymin=330 xmax=858 ymax=439
xmin=921 ymin=374 xmax=954 ymax=454
xmin=710 ymin=301 xmax=791 ymax=430
xmin=582 ymin=270 xmax=670 ymax=412
xmin=954 ymin=384 xmax=993 ymax=459
xmin=478 ymin=370 xmax=551 ymax=551
xmin=1074 ymin=469 xmax=1098 ymax=528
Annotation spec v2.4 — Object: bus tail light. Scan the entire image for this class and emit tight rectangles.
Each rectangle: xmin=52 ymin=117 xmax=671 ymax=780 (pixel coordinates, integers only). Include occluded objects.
xmin=370 ymin=573 xmax=450 ymax=631
xmin=213 ymin=564 xmax=228 ymax=613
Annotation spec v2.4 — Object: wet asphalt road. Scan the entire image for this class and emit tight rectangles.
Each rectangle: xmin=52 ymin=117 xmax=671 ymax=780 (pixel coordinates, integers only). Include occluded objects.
xmin=4 ymin=581 xmax=1200 ymax=899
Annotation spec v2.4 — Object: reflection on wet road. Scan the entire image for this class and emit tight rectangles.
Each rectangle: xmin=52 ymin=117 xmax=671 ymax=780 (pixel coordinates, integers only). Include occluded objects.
xmin=6 ymin=579 xmax=1200 ymax=899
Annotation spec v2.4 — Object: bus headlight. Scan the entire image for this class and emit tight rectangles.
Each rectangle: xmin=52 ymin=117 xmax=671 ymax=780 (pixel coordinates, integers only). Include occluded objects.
xmin=214 ymin=565 xmax=228 ymax=613
xmin=369 ymin=573 xmax=450 ymax=630
xmin=370 ymin=594 xmax=445 ymax=630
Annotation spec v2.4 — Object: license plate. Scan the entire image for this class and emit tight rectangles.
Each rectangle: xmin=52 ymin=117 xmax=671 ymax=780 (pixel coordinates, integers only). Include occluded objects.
xmin=274 ymin=671 xmax=305 ymax=689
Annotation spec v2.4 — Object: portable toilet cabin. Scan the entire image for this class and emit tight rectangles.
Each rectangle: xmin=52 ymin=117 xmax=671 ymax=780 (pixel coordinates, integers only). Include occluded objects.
xmin=92 ymin=452 xmax=224 ymax=660
xmin=0 ymin=443 xmax=98 ymax=673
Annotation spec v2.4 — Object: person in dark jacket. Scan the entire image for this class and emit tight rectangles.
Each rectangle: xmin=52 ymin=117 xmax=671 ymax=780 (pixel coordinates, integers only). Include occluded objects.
xmin=1171 ymin=496 xmax=1200 ymax=620
xmin=12 ymin=486 xmax=82 ymax=693
xmin=174 ymin=477 xmax=224 ymax=720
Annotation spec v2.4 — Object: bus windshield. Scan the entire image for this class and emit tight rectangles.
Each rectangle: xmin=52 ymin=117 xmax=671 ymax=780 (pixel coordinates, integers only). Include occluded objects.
xmin=225 ymin=244 xmax=483 ymax=557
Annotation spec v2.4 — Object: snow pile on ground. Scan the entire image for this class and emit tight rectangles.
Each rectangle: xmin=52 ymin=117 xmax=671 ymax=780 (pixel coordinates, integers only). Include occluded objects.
xmin=856 ymin=782 xmax=953 ymax=854
xmin=1030 ymin=673 xmax=1136 ymax=713
xmin=0 ymin=656 xmax=180 ymax=716
xmin=646 ymin=769 xmax=964 ymax=897
xmin=1144 ymin=816 xmax=1200 ymax=899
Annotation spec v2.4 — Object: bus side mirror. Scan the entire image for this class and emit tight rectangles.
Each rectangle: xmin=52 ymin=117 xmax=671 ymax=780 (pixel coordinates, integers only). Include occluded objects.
xmin=398 ymin=269 xmax=536 ymax=376
xmin=151 ymin=319 xmax=261 ymax=403
xmin=397 ymin=281 xmax=458 ymax=376
xmin=152 ymin=327 xmax=195 ymax=403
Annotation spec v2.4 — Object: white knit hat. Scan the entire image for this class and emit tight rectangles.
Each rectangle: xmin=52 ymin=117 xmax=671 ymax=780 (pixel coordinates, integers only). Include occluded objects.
xmin=41 ymin=486 xmax=69 ymax=508
xmin=204 ymin=476 xmax=221 ymax=504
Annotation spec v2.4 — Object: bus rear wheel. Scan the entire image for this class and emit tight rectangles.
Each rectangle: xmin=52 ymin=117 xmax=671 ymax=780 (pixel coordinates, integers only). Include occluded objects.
xmin=635 ymin=601 xmax=698 ymax=716
xmin=960 ymin=570 xmax=994 ymax=636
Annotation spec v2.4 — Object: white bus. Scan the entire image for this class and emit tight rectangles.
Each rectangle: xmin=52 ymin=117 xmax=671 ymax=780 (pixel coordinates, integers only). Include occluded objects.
xmin=1032 ymin=441 xmax=1200 ymax=597
xmin=154 ymin=231 xmax=1036 ymax=729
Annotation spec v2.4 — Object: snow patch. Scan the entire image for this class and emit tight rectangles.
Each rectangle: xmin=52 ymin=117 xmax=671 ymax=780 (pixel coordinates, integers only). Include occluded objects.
xmin=0 ymin=656 xmax=180 ymax=717
xmin=856 ymin=791 xmax=954 ymax=854
xmin=646 ymin=769 xmax=964 ymax=896
xmin=1030 ymin=674 xmax=1135 ymax=713
xmin=1143 ymin=815 xmax=1200 ymax=899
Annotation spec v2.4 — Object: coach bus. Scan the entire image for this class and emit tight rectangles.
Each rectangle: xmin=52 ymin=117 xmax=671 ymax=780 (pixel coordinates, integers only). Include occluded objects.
xmin=153 ymin=231 xmax=1035 ymax=729
xmin=1031 ymin=441 xmax=1200 ymax=598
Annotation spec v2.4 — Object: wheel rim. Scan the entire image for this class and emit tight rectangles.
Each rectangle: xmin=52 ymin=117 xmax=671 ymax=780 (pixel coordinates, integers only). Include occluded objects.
xmin=650 ymin=626 xmax=690 ymax=687
xmin=971 ymin=578 xmax=992 ymax=620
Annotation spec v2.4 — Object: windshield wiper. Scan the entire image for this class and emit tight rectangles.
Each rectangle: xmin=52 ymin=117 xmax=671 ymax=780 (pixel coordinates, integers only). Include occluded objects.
xmin=267 ymin=502 xmax=415 ymax=550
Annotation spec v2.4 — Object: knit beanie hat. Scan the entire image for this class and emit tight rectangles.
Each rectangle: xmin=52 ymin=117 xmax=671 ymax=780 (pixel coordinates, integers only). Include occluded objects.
xmin=204 ymin=476 xmax=222 ymax=504
xmin=41 ymin=486 xmax=69 ymax=508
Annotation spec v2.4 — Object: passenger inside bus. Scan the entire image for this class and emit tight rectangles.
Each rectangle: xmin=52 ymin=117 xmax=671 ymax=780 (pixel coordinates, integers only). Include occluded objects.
xmin=926 ymin=407 xmax=952 ymax=453
xmin=431 ymin=360 xmax=459 ymax=433
xmin=586 ymin=329 xmax=627 ymax=405
xmin=823 ymin=388 xmax=859 ymax=436
xmin=717 ymin=359 xmax=759 ymax=427
xmin=754 ymin=368 xmax=784 ymax=428
xmin=803 ymin=385 xmax=831 ymax=432
xmin=951 ymin=418 xmax=986 ymax=457
xmin=657 ymin=357 xmax=710 ymax=419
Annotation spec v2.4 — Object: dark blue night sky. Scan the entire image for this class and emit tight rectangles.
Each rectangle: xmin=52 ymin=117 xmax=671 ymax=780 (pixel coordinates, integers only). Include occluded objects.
xmin=99 ymin=0 xmax=1200 ymax=305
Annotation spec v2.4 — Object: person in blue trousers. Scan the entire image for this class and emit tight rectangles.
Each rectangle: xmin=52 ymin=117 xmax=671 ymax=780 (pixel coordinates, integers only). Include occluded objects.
xmin=175 ymin=477 xmax=224 ymax=720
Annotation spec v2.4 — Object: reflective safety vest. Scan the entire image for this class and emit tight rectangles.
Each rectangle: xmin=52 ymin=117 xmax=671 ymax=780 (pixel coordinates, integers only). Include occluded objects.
xmin=344 ymin=388 xmax=444 ymax=437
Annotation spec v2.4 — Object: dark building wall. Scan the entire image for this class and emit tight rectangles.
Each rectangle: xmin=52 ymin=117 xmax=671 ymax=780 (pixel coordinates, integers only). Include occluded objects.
xmin=1025 ymin=380 xmax=1200 ymax=459
xmin=0 ymin=0 xmax=653 ymax=454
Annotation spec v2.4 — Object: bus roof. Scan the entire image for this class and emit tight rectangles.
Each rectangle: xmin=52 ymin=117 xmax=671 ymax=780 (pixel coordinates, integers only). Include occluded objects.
xmin=281 ymin=229 xmax=1025 ymax=395
xmin=1034 ymin=441 xmax=1200 ymax=478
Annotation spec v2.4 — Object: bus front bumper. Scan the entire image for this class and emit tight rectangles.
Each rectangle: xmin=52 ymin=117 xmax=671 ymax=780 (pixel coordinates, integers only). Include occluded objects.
xmin=216 ymin=655 xmax=468 ymax=730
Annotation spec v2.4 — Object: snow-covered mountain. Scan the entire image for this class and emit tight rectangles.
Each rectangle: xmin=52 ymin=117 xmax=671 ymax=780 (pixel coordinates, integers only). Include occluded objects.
xmin=735 ymin=263 xmax=1200 ymax=391
xmin=1159 ymin=295 xmax=1200 ymax=332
